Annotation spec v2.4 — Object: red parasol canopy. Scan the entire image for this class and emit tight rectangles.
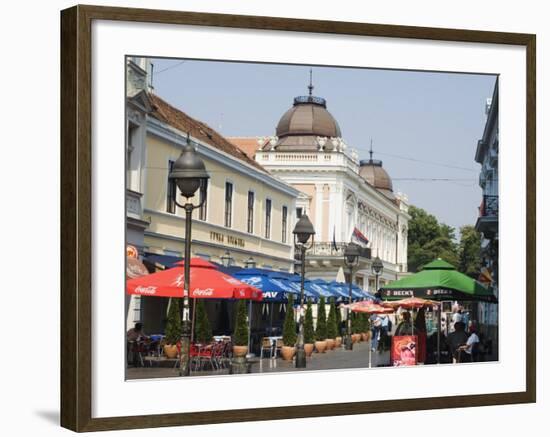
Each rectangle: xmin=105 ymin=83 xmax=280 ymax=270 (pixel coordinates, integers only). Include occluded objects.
xmin=382 ymin=297 xmax=440 ymax=309
xmin=126 ymin=258 xmax=262 ymax=300
xmin=345 ymin=301 xmax=394 ymax=314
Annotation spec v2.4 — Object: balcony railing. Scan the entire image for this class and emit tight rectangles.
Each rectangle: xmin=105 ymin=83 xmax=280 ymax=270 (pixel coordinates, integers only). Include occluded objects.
xmin=126 ymin=189 xmax=143 ymax=220
xmin=305 ymin=242 xmax=371 ymax=259
xmin=480 ymin=195 xmax=498 ymax=217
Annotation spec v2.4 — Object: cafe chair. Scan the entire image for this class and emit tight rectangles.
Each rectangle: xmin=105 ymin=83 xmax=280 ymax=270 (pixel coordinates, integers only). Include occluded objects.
xmin=260 ymin=337 xmax=274 ymax=359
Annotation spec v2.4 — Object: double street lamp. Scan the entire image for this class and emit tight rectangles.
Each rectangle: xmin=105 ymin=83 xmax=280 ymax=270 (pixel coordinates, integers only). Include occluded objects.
xmin=343 ymin=243 xmax=360 ymax=350
xmin=168 ymin=136 xmax=209 ymax=376
xmin=292 ymin=214 xmax=315 ymax=368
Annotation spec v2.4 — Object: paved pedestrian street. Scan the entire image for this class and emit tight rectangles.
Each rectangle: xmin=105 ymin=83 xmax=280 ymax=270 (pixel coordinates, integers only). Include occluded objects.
xmin=126 ymin=341 xmax=391 ymax=380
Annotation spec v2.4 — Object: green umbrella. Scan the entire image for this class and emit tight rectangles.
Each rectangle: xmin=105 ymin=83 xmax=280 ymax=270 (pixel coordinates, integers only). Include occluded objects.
xmin=381 ymin=258 xmax=497 ymax=365
xmin=380 ymin=259 xmax=497 ymax=303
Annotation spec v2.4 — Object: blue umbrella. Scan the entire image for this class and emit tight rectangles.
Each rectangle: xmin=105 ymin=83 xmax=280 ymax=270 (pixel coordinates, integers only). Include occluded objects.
xmin=234 ymin=270 xmax=297 ymax=302
xmin=352 ymin=284 xmax=377 ymax=301
xmin=310 ymin=279 xmax=343 ymax=301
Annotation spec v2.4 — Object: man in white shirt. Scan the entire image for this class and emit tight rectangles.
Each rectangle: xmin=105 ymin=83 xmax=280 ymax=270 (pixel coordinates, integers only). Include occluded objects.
xmin=459 ymin=328 xmax=480 ymax=362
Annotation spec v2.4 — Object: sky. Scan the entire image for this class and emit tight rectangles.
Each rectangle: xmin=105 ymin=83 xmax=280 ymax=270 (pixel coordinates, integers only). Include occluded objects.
xmin=148 ymin=58 xmax=497 ymax=236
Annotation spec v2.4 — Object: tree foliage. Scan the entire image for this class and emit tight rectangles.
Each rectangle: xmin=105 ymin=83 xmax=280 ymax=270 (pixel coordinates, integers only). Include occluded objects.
xmin=326 ymin=298 xmax=338 ymax=339
xmin=407 ymin=205 xmax=460 ymax=272
xmin=233 ymin=300 xmax=249 ymax=346
xmin=304 ymin=300 xmax=315 ymax=344
xmin=282 ymin=294 xmax=297 ymax=346
xmin=165 ymin=298 xmax=182 ymax=344
xmin=458 ymin=225 xmax=482 ymax=277
xmin=194 ymin=299 xmax=212 ymax=344
xmin=315 ymin=296 xmax=327 ymax=341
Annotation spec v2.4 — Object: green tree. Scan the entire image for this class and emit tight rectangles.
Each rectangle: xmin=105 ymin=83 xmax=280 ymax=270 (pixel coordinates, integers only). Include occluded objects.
xmin=282 ymin=294 xmax=297 ymax=346
xmin=165 ymin=298 xmax=182 ymax=344
xmin=408 ymin=205 xmax=441 ymax=247
xmin=326 ymin=298 xmax=338 ymax=339
xmin=315 ymin=296 xmax=327 ymax=341
xmin=233 ymin=300 xmax=249 ymax=346
xmin=194 ymin=299 xmax=212 ymax=344
xmin=458 ymin=225 xmax=481 ymax=277
xmin=350 ymin=311 xmax=358 ymax=334
xmin=304 ymin=300 xmax=315 ymax=344
xmin=407 ymin=205 xmax=460 ymax=271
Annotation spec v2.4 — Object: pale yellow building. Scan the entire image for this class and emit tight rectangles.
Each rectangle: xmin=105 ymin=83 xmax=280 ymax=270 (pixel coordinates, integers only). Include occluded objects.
xmin=142 ymin=94 xmax=300 ymax=270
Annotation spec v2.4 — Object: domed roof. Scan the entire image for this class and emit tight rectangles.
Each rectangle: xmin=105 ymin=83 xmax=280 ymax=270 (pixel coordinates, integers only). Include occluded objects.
xmin=359 ymin=159 xmax=394 ymax=199
xmin=274 ymin=95 xmax=342 ymax=151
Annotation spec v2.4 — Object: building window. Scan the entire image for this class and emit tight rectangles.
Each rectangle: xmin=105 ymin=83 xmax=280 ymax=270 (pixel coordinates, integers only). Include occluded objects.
xmin=198 ymin=179 xmax=207 ymax=221
xmin=224 ymin=182 xmax=233 ymax=228
xmin=282 ymin=206 xmax=288 ymax=243
xmin=265 ymin=199 xmax=272 ymax=239
xmin=247 ymin=191 xmax=254 ymax=233
xmin=296 ymin=207 xmax=303 ymax=219
xmin=126 ymin=122 xmax=138 ymax=187
xmin=166 ymin=160 xmax=176 ymax=214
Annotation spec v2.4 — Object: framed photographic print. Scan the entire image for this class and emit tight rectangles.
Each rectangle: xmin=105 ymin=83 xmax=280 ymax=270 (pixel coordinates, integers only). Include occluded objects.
xmin=60 ymin=4 xmax=536 ymax=432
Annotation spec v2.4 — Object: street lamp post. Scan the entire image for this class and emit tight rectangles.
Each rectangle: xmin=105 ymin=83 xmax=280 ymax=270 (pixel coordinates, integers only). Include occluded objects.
xmin=168 ymin=135 xmax=209 ymax=376
xmin=292 ymin=214 xmax=315 ymax=368
xmin=343 ymin=243 xmax=360 ymax=351
xmin=372 ymin=255 xmax=384 ymax=295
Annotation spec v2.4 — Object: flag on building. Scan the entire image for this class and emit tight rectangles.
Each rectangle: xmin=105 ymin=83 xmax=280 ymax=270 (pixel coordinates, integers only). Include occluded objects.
xmin=351 ymin=227 xmax=369 ymax=247
xmin=332 ymin=226 xmax=338 ymax=252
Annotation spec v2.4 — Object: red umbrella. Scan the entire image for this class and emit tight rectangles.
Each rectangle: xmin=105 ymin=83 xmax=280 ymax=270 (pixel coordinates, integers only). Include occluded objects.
xmin=383 ymin=297 xmax=440 ymax=309
xmin=346 ymin=301 xmax=394 ymax=314
xmin=126 ymin=258 xmax=262 ymax=300
xmin=343 ymin=301 xmax=393 ymax=367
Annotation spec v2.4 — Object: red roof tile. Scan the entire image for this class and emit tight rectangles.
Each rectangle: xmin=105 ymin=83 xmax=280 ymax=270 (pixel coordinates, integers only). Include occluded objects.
xmin=149 ymin=94 xmax=267 ymax=173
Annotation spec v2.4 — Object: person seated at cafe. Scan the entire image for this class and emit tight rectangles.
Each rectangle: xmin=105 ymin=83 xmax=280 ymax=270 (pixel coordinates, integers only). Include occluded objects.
xmin=395 ymin=311 xmax=413 ymax=336
xmin=127 ymin=322 xmax=146 ymax=342
xmin=446 ymin=321 xmax=469 ymax=363
xmin=458 ymin=324 xmax=480 ymax=362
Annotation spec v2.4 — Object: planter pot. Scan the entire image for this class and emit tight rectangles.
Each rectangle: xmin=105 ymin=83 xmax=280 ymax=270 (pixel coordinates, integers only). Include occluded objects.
xmin=352 ymin=334 xmax=360 ymax=343
xmin=163 ymin=344 xmax=178 ymax=359
xmin=361 ymin=333 xmax=370 ymax=342
xmin=304 ymin=343 xmax=314 ymax=357
xmin=335 ymin=336 xmax=342 ymax=348
xmin=326 ymin=339 xmax=335 ymax=350
xmin=232 ymin=345 xmax=248 ymax=358
xmin=281 ymin=346 xmax=296 ymax=361
xmin=315 ymin=340 xmax=327 ymax=353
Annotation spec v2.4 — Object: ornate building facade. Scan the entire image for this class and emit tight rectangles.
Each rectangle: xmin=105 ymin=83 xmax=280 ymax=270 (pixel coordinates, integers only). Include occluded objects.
xmin=231 ymin=82 xmax=410 ymax=291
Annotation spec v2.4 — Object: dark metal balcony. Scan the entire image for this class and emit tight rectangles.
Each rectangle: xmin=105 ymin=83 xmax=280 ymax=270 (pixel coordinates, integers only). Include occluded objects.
xmin=481 ymin=195 xmax=498 ymax=217
xmin=475 ymin=195 xmax=498 ymax=236
xmin=306 ymin=242 xmax=371 ymax=259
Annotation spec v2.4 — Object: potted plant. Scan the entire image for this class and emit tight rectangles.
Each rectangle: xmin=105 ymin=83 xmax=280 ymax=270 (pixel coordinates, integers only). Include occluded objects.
xmin=335 ymin=302 xmax=343 ymax=348
xmin=232 ymin=300 xmax=249 ymax=358
xmin=164 ymin=298 xmax=181 ymax=358
xmin=303 ymin=300 xmax=315 ymax=357
xmin=194 ymin=299 xmax=213 ymax=345
xmin=281 ymin=295 xmax=297 ymax=360
xmin=326 ymin=298 xmax=337 ymax=350
xmin=314 ymin=296 xmax=328 ymax=353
